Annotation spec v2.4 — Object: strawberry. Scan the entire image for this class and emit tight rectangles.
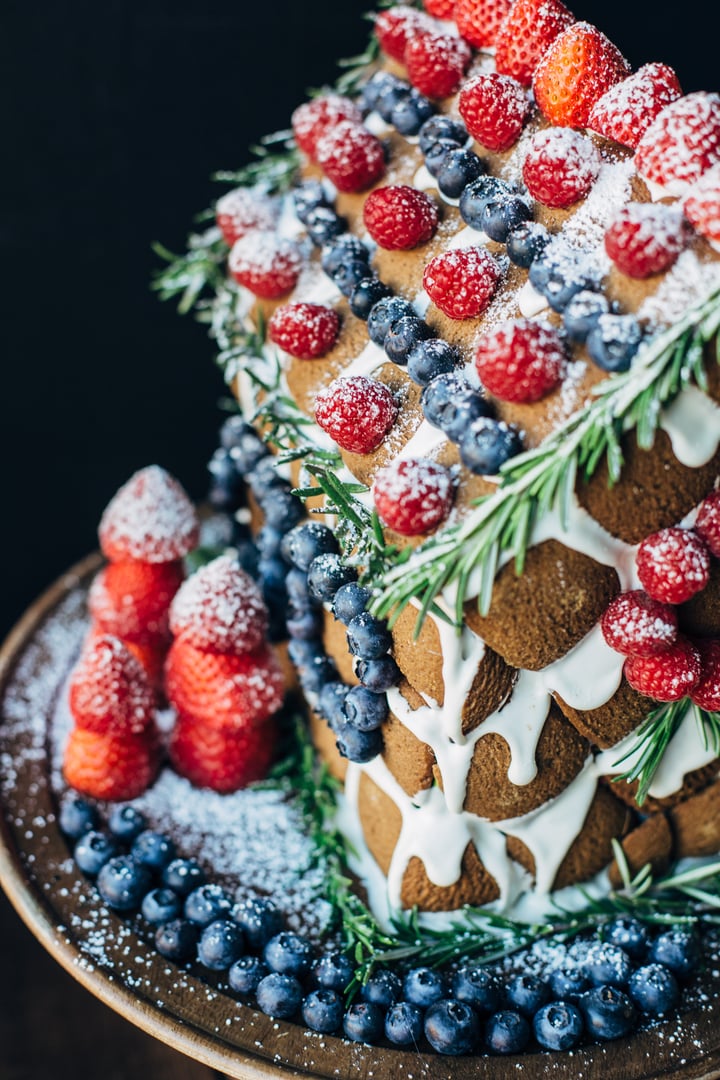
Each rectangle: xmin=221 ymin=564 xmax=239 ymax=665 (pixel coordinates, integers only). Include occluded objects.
xmin=164 ymin=639 xmax=285 ymax=731
xmin=600 ymin=590 xmax=678 ymax=658
xmin=373 ymin=458 xmax=455 ymax=536
xmin=694 ymin=489 xmax=720 ymax=556
xmin=624 ymin=637 xmax=701 ymax=703
xmin=404 ymin=32 xmax=472 ymax=100
xmin=458 ymin=72 xmax=530 ymax=152
xmin=691 ymin=639 xmax=720 ymax=711
xmin=635 ymin=92 xmax=720 ymax=197
xmin=684 ymin=164 xmax=720 ymax=250
xmin=636 ymin=527 xmax=711 ymax=606
xmin=454 ymin=0 xmax=512 ymax=48
xmin=532 ymin=21 xmax=630 ymax=128
xmin=494 ymin=0 xmax=575 ymax=88
xmin=314 ymin=375 xmax=398 ymax=454
xmin=604 ymin=203 xmax=689 ymax=279
xmin=63 ymin=726 xmax=160 ymax=801
xmin=587 ymin=63 xmax=682 ymax=150
xmin=69 ymin=634 xmax=156 ymax=736
xmin=291 ymin=94 xmax=363 ymax=160
xmin=215 ymin=187 xmax=277 ymax=247
xmin=268 ymin=302 xmax=340 ymax=359
xmin=374 ymin=6 xmax=434 ymax=62
xmin=169 ymin=712 xmax=277 ymax=793
xmin=228 ymin=232 xmax=303 ymax=299
xmin=315 ymin=121 xmax=386 ymax=194
xmin=522 ymin=127 xmax=601 ymax=208
xmin=169 ymin=555 xmax=269 ymax=656
xmin=424 ymin=0 xmax=456 ymax=15
xmin=88 ymin=559 xmax=184 ymax=644
xmin=99 ymin=465 xmax=199 ymax=565
xmin=363 ymin=185 xmax=439 ymax=250
xmin=474 ymin=318 xmax=567 ymax=403
xmin=422 ymin=246 xmax=502 ymax=320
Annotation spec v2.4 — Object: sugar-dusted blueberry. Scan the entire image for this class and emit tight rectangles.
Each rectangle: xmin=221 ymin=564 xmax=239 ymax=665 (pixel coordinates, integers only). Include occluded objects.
xmin=484 ymin=1009 xmax=531 ymax=1054
xmin=58 ymin=794 xmax=97 ymax=840
xmin=332 ymin=581 xmax=371 ymax=625
xmin=162 ymin=857 xmax=206 ymax=898
xmin=392 ymin=90 xmax=435 ymax=136
xmin=131 ymin=830 xmax=176 ymax=873
xmin=264 ymin=932 xmax=314 ymax=978
xmin=506 ymin=220 xmax=550 ymax=268
xmin=452 ymin=966 xmax=502 ymax=1014
xmin=318 ymin=681 xmax=351 ymax=727
xmin=384 ymin=315 xmax=433 ymax=365
xmin=584 ymin=941 xmax=633 ymax=987
xmin=97 ymin=855 xmax=152 ymax=912
xmin=361 ymin=968 xmax=402 ymax=1009
xmin=321 ymin=234 xmax=370 ymax=278
xmin=459 ymin=418 xmax=523 ymax=476
xmin=232 ymin=896 xmax=284 ymax=950
xmin=107 ymin=804 xmax=147 ymax=842
xmin=305 ymin=206 xmax=346 ymax=247
xmin=424 ymin=139 xmax=464 ymax=180
xmin=307 ymin=554 xmax=357 ymax=603
xmin=436 ymin=385 xmax=493 ymax=443
xmin=356 ymin=655 xmax=401 ymax=692
xmin=184 ymin=883 xmax=234 ymax=927
xmin=603 ymin=916 xmax=650 ymax=961
xmin=246 ymin=456 xmax=290 ymax=497
xmin=256 ymin=972 xmax=303 ymax=1020
xmin=549 ymin=968 xmax=591 ymax=1002
xmin=299 ymin=654 xmax=340 ymax=697
xmin=311 ymin=951 xmax=355 ymax=993
xmin=141 ymin=887 xmax=182 ymax=925
xmin=376 ymin=81 xmax=411 ymax=124
xmin=286 ymin=609 xmax=323 ymax=641
xmin=481 ymin=194 xmax=533 ymax=243
xmin=563 ymin=289 xmax=610 ymax=343
xmin=407 ymin=338 xmax=460 ymax=387
xmin=362 ymin=70 xmax=406 ymax=113
xmin=350 ymin=277 xmax=393 ymax=321
xmin=262 ymin=490 xmax=304 ymax=532
xmin=528 ymin=246 xmax=601 ymax=313
xmin=333 ymin=258 xmax=376 ymax=298
xmin=385 ymin=1001 xmax=424 ymax=1046
xmin=346 ymin=611 xmax=392 ymax=661
xmin=285 ymin=567 xmax=317 ymax=611
xmin=334 ymin=718 xmax=383 ymax=763
xmin=282 ymin=523 xmax=339 ymax=573
xmin=586 ymin=313 xmax=643 ymax=372
xmin=342 ymin=685 xmax=389 ymax=731
xmin=302 ymin=988 xmax=345 ymax=1034
xmin=220 ymin=414 xmax=265 ymax=457
xmin=343 ymin=1002 xmax=385 ymax=1043
xmin=229 ymin=955 xmax=270 ymax=995
xmin=628 ymin=963 xmax=680 ymax=1016
xmin=459 ymin=175 xmax=515 ymax=231
xmin=580 ymin=985 xmax=637 ymax=1041
xmin=648 ymin=927 xmax=702 ymax=980
xmin=533 ymin=1001 xmax=584 ymax=1051
xmin=198 ymin=918 xmax=245 ymax=971
xmin=424 ymin=999 xmax=480 ymax=1056
xmin=74 ymin=830 xmax=118 ymax=877
xmin=367 ymin=295 xmax=416 ymax=347
xmin=293 ymin=179 xmax=331 ymax=224
xmin=155 ymin=918 xmax=199 ymax=963
xmin=421 ymin=372 xmax=467 ymax=428
xmin=436 ymin=147 xmax=485 ymax=199
xmin=505 ymin=973 xmax=552 ymax=1018
xmin=403 ymin=966 xmax=446 ymax=1008
xmin=419 ymin=115 xmax=468 ymax=154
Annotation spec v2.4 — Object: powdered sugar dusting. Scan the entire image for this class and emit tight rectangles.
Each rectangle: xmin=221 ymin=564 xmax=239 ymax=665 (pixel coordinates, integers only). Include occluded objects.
xmin=99 ymin=465 xmax=200 ymax=564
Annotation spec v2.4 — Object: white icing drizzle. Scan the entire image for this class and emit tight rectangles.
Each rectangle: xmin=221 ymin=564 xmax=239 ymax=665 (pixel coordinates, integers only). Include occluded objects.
xmin=396 ymin=418 xmax=447 ymax=462
xmin=659 ymin=385 xmax=720 ymax=466
xmin=541 ymin=625 xmax=625 ymax=711
xmin=340 ymin=338 xmax=389 ymax=381
xmin=475 ymin=670 xmax=550 ymax=786
xmin=518 ymin=279 xmax=549 ymax=317
xmin=447 ymin=225 xmax=489 ymax=250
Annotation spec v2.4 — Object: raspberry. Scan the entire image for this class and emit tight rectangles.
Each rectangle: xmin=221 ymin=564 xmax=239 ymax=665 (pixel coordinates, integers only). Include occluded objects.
xmin=164 ymin=640 xmax=285 ymax=731
xmin=684 ymin=165 xmax=720 ymax=250
xmin=532 ymin=21 xmax=630 ymax=128
xmin=522 ymin=127 xmax=601 ymax=209
xmin=494 ymin=0 xmax=575 ymax=87
xmin=363 ymin=185 xmax=439 ymax=250
xmin=422 ymin=246 xmax=501 ymax=320
xmin=458 ymin=73 xmax=530 ymax=152
xmin=374 ymin=6 xmax=434 ymax=62
xmin=604 ymin=203 xmax=689 ymax=279
xmin=454 ymin=0 xmax=512 ymax=47
xmin=215 ymin=187 xmax=277 ymax=247
xmin=587 ymin=63 xmax=682 ymax=150
xmin=88 ymin=559 xmax=184 ymax=644
xmin=99 ymin=465 xmax=199 ymax=564
xmin=169 ymin=712 xmax=277 ymax=793
xmin=314 ymin=376 xmax=398 ymax=455
xmin=69 ymin=635 xmax=156 ymax=736
xmin=291 ymin=94 xmax=363 ymax=160
xmin=169 ymin=555 xmax=269 ymax=655
xmin=690 ymin=639 xmax=720 ymax=710
xmin=268 ymin=302 xmax=340 ymax=359
xmin=373 ymin=458 xmax=455 ymax=536
xmin=423 ymin=0 xmax=456 ymax=15
xmin=600 ymin=590 xmax=679 ymax=658
xmin=474 ymin=319 xmax=567 ymax=403
xmin=635 ymin=92 xmax=720 ymax=197
xmin=624 ymin=637 xmax=701 ymax=702
xmin=694 ymin=490 xmax=720 ymax=556
xmin=228 ymin=232 xmax=303 ymax=299
xmin=636 ymin=527 xmax=711 ymax=605
xmin=315 ymin=121 xmax=386 ymax=194
xmin=404 ymin=32 xmax=472 ymax=100
xmin=64 ymin=727 xmax=160 ymax=801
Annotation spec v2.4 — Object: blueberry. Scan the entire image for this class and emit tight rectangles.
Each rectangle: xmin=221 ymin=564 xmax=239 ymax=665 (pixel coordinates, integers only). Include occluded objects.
xmin=484 ymin=1009 xmax=531 ymax=1054
xmin=264 ymin=932 xmax=314 ymax=978
xmin=586 ymin=313 xmax=643 ymax=372
xmin=220 ymin=414 xmax=264 ymax=455
xmin=155 ymin=918 xmax=199 ymax=962
xmin=256 ymin=972 xmax=303 ymax=1020
xmin=343 ymin=1002 xmax=385 ymax=1043
xmin=459 ymin=418 xmax=523 ymax=475
xmin=231 ymin=896 xmax=284 ymax=949
xmin=452 ymin=967 xmax=502 ymax=1013
xmin=342 ymin=685 xmax=389 ymax=731
xmin=302 ymin=988 xmax=345 ymax=1033
xmin=424 ymin=139 xmax=464 ymax=179
xmin=362 ymin=71 xmax=406 ymax=113
xmin=236 ymin=538 xmax=260 ymax=579
xmin=346 ymin=611 xmax=392 ymax=660
xmin=229 ymin=955 xmax=270 ymax=995
xmin=385 ymin=1001 xmax=424 ymax=1045
xmin=305 ymin=206 xmax=346 ymax=247
xmin=293 ymin=649 xmax=339 ymax=697
xmin=603 ymin=916 xmax=650 ymax=961
xmin=286 ymin=567 xmax=317 ymax=610
xmin=247 ymin=456 xmax=289 ymax=496
xmin=391 ymin=90 xmax=435 ymax=136
xmin=332 ymin=581 xmax=371 ymax=625
xmin=435 ymin=386 xmax=493 ymax=443
xmin=286 ymin=609 xmax=323 ymax=641
xmin=334 ymin=719 xmax=383 ymax=763
xmin=481 ymin=194 xmax=533 ymax=243
xmin=421 ymin=372 xmax=467 ymax=428
xmin=406 ymin=338 xmax=460 ymax=387
xmin=357 ymin=655 xmax=401 ymax=692
xmin=197 ymin=918 xmax=245 ymax=971
xmin=367 ymin=295 xmax=416 ymax=346
xmin=648 ymin=927 xmax=702 ymax=980
xmin=549 ymin=968 xmax=591 ymax=1002
xmin=74 ymin=831 xmax=118 ymax=877
xmin=208 ymin=447 xmax=245 ymax=511
xmin=293 ymin=180 xmax=331 ymax=224
xmin=141 ymin=887 xmax=182 ymax=925
xmin=424 ymin=999 xmax=480 ymax=1056
xmin=505 ymin=973 xmax=552 ymax=1018
xmin=403 ymin=966 xmax=446 ymax=1008
xmin=262 ymin=490 xmax=303 ymax=532
xmin=533 ymin=1001 xmax=584 ymax=1051
xmin=506 ymin=220 xmax=550 ymax=268
xmin=561 ymin=289 xmax=609 ymax=344
xmin=311 ymin=951 xmax=354 ymax=993
xmin=255 ymin=525 xmax=285 ymax=561
xmin=376 ymin=82 xmax=411 ymax=124
xmin=361 ymin=968 xmax=402 ymax=1009
xmin=349 ymin=277 xmax=393 ymax=320
xmin=419 ymin=115 xmax=467 ymax=154
xmin=321 ymin=234 xmax=370 ymax=277
xmin=436 ymin=147 xmax=485 ymax=199
xmin=107 ymin=804 xmax=147 ymax=842
xmin=529 ymin=246 xmax=601 ymax=312
xmin=58 ymin=794 xmax=98 ymax=839
xmin=184 ymin=883 xmax=233 ymax=927
xmin=307 ymin=554 xmax=357 ymax=603
xmin=162 ymin=857 xmax=206 ymax=897
xmin=96 ymin=855 xmax=152 ymax=912
xmin=333 ymin=258 xmax=376 ymax=298
xmin=581 ymin=985 xmax=637 ymax=1040
xmin=459 ymin=175 xmax=515 ymax=230
xmin=384 ymin=315 xmax=433 ymax=365
xmin=131 ymin=830 xmax=176 ymax=873
xmin=282 ymin=523 xmax=339 ymax=572
xmin=628 ymin=963 xmax=680 ymax=1016
xmin=584 ymin=941 xmax=633 ymax=987
xmin=318 ymin=681 xmax=351 ymax=727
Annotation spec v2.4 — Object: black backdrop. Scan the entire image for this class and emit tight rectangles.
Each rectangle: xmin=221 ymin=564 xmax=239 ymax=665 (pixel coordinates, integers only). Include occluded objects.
xmin=0 ymin=0 xmax=714 ymax=638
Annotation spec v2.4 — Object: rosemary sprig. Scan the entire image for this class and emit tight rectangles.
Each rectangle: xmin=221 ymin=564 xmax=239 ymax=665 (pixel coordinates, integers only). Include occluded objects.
xmin=151 ymin=229 xmax=229 ymax=314
xmin=212 ymin=129 xmax=301 ymax=194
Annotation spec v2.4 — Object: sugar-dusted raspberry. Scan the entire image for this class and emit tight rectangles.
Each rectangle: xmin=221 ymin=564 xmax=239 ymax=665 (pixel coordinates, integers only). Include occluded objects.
xmin=532 ymin=21 xmax=630 ymax=128
xmin=268 ymin=302 xmax=340 ymax=359
xmin=624 ymin=637 xmax=701 ymax=702
xmin=684 ymin=165 xmax=720 ymax=250
xmin=604 ymin=203 xmax=689 ymax=279
xmin=423 ymin=246 xmax=502 ymax=320
xmin=636 ymin=527 xmax=711 ymax=605
xmin=314 ymin=375 xmax=398 ymax=455
xmin=373 ymin=458 xmax=455 ymax=536
xmin=474 ymin=318 xmax=567 ymax=403
xmin=423 ymin=0 xmax=455 ymax=15
xmin=64 ymin=726 xmax=160 ymax=801
xmin=374 ymin=6 xmax=434 ymax=62
xmin=170 ymin=711 xmax=277 ymax=793
xmin=694 ymin=490 xmax=720 ymax=556
xmin=99 ymin=465 xmax=199 ymax=564
xmin=690 ymin=638 xmax=720 ymax=711
xmin=522 ymin=127 xmax=601 ymax=209
xmin=69 ymin=634 xmax=156 ymax=736
xmin=404 ymin=32 xmax=472 ymax=100
xmin=291 ymin=94 xmax=363 ymax=160
xmin=458 ymin=73 xmax=530 ymax=152
xmin=600 ymin=590 xmax=679 ymax=658
xmin=635 ymin=92 xmax=720 ymax=197
xmin=315 ymin=121 xmax=386 ymax=194
xmin=454 ymin=0 xmax=512 ymax=47
xmin=587 ymin=63 xmax=682 ymax=150
xmin=169 ymin=555 xmax=269 ymax=655
xmin=494 ymin=0 xmax=576 ymax=88
xmin=363 ymin=185 xmax=439 ymax=251
xmin=215 ymin=187 xmax=277 ymax=247
xmin=88 ymin=559 xmax=184 ymax=644
xmin=228 ymin=232 xmax=303 ymax=299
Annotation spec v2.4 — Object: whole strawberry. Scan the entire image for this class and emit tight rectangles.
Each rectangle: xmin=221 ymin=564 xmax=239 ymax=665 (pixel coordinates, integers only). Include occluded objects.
xmin=88 ymin=559 xmax=184 ymax=644
xmin=454 ymin=0 xmax=512 ymax=47
xmin=532 ymin=21 xmax=630 ymax=128
xmin=604 ymin=203 xmax=689 ymax=279
xmin=624 ymin=637 xmax=701 ymax=703
xmin=423 ymin=0 xmax=456 ymax=14
xmin=363 ymin=185 xmax=439 ymax=250
xmin=423 ymin=246 xmax=502 ymax=320
xmin=315 ymin=375 xmax=398 ymax=454
xmin=458 ymin=72 xmax=530 ymax=152
xmin=587 ymin=63 xmax=682 ymax=150
xmin=291 ymin=94 xmax=363 ymax=160
xmin=99 ymin=465 xmax=199 ymax=565
xmin=684 ymin=164 xmax=720 ymax=249
xmin=522 ymin=127 xmax=601 ymax=208
xmin=268 ymin=302 xmax=340 ymax=359
xmin=373 ymin=458 xmax=455 ymax=536
xmin=228 ymin=232 xmax=303 ymax=299
xmin=315 ymin=121 xmax=386 ymax=193
xmin=475 ymin=318 xmax=567 ymax=403
xmin=494 ymin=0 xmax=575 ymax=87
xmin=64 ymin=727 xmax=160 ymax=801
xmin=169 ymin=555 xmax=269 ymax=656
xmin=635 ymin=92 xmax=720 ymax=197
xmin=69 ymin=635 xmax=156 ymax=736
xmin=374 ymin=6 xmax=434 ymax=61
xmin=169 ymin=712 xmax=277 ymax=793
xmin=404 ymin=32 xmax=472 ymax=99
xmin=215 ymin=187 xmax=277 ymax=247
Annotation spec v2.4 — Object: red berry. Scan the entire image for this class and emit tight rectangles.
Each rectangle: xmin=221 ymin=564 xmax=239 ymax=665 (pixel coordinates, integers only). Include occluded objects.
xmin=169 ymin=555 xmax=269 ymax=656
xmin=423 ymin=0 xmax=456 ymax=15
xmin=458 ymin=72 xmax=530 ymax=152
xmin=474 ymin=318 xmax=566 ymax=404
xmin=423 ymin=246 xmax=501 ymax=320
xmin=363 ymin=185 xmax=439 ymax=250
xmin=169 ymin=712 xmax=277 ymax=793
xmin=454 ymin=0 xmax=512 ymax=47
xmin=684 ymin=165 xmax=720 ymax=250
xmin=228 ymin=232 xmax=303 ymax=299
xmin=314 ymin=376 xmax=398 ymax=455
xmin=374 ymin=6 xmax=434 ymax=62
xmin=694 ymin=490 xmax=720 ymax=557
xmin=532 ymin=21 xmax=630 ymax=128
xmin=690 ymin=638 xmax=720 ymax=711
xmin=494 ymin=0 xmax=575 ymax=88
xmin=373 ymin=458 xmax=455 ymax=537
xmin=522 ymin=127 xmax=601 ymax=209
xmin=315 ymin=121 xmax=386 ymax=194
xmin=404 ymin=31 xmax=472 ymax=100
xmin=291 ymin=94 xmax=363 ymax=160
xmin=99 ymin=465 xmax=199 ymax=564
xmin=624 ymin=637 xmax=701 ymax=702
xmin=635 ymin=92 xmax=720 ymax=197
xmin=64 ymin=727 xmax=160 ymax=801
xmin=600 ymin=590 xmax=679 ymax=658
xmin=69 ymin=634 xmax=156 ymax=736
xmin=88 ymin=559 xmax=184 ymax=645
xmin=587 ymin=63 xmax=682 ymax=151
xmin=636 ymin=527 xmax=711 ymax=606
xmin=604 ymin=203 xmax=689 ymax=279
xmin=268 ymin=302 xmax=340 ymax=359
xmin=215 ymin=187 xmax=277 ymax=247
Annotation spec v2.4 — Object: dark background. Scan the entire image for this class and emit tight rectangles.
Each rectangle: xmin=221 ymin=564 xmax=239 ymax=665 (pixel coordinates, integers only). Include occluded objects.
xmin=0 ymin=2 xmax=715 ymax=1076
